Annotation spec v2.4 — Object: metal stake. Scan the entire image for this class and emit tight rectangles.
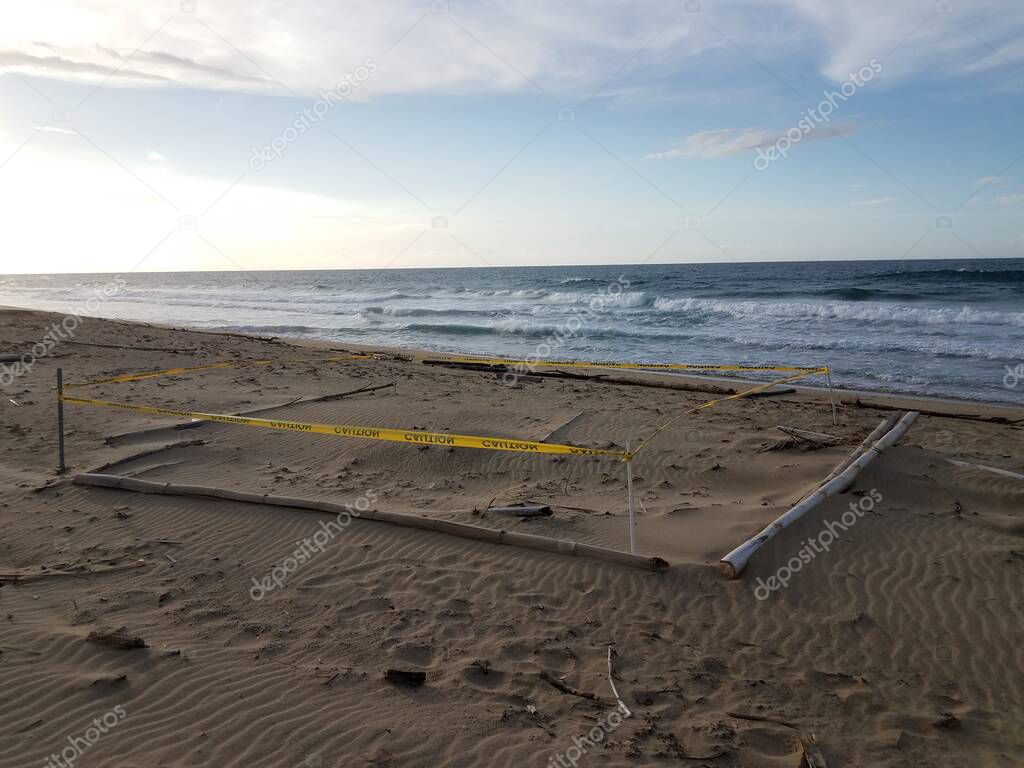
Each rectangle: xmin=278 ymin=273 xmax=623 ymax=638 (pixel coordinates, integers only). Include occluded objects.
xmin=57 ymin=367 xmax=66 ymax=473
xmin=625 ymin=440 xmax=636 ymax=554
xmin=825 ymin=365 xmax=838 ymax=426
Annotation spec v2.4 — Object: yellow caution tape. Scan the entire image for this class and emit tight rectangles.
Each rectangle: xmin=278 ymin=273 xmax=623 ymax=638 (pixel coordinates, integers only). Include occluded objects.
xmin=435 ymin=356 xmax=827 ymax=374
xmin=61 ymin=353 xmax=828 ymax=463
xmin=66 ymin=355 xmax=369 ymax=390
xmin=60 ymin=394 xmax=629 ymax=460
xmin=631 ymin=370 xmax=819 ymax=457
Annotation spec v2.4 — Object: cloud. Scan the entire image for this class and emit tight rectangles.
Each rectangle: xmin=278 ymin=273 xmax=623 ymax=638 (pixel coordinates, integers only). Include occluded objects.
xmin=647 ymin=120 xmax=859 ymax=160
xmin=146 ymin=150 xmax=166 ymax=161
xmin=994 ymin=193 xmax=1024 ymax=205
xmin=0 ymin=2 xmax=704 ymax=98
xmin=975 ymin=174 xmax=1011 ymax=186
xmin=850 ymin=196 xmax=897 ymax=207
xmin=34 ymin=125 xmax=77 ymax=135
xmin=785 ymin=0 xmax=1024 ymax=84
xmin=0 ymin=1 xmax=1022 ymax=98
xmin=0 ymin=50 xmax=173 ymax=84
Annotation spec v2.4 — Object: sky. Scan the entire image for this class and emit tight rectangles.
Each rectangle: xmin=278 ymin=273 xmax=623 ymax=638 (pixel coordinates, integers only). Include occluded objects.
xmin=1 ymin=0 xmax=1023 ymax=273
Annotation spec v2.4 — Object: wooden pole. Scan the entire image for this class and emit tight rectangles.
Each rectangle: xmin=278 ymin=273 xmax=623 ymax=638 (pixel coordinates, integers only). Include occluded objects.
xmin=625 ymin=440 xmax=636 ymax=554
xmin=71 ymin=473 xmax=671 ymax=571
xmin=57 ymin=367 xmax=66 ymax=474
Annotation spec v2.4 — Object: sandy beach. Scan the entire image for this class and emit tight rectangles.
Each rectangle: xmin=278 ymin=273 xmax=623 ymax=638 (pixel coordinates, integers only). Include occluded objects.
xmin=1 ymin=306 xmax=1022 ymax=767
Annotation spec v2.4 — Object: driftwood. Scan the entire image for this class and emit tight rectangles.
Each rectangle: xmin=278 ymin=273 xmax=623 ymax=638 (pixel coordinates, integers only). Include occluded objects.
xmin=726 ymin=711 xmax=799 ymax=729
xmin=746 ymin=387 xmax=797 ymax=398
xmin=538 ymin=670 xmax=606 ymax=703
xmin=90 ymin=440 xmax=206 ymax=473
xmin=488 ymin=505 xmax=552 ymax=517
xmin=777 ymin=426 xmax=841 ymax=444
xmin=720 ymin=412 xmax=919 ymax=578
xmin=304 ymin=382 xmax=395 ymax=402
xmin=762 ymin=423 xmax=845 ymax=453
xmin=848 ymin=398 xmax=1020 ymax=425
xmin=72 ymin=474 xmax=670 ymax=571
xmin=66 ymin=341 xmax=197 ymax=353
xmin=421 ymin=359 xmax=737 ymax=395
xmin=606 ymin=646 xmax=631 ymax=715
xmin=0 ymin=354 xmax=22 ymax=363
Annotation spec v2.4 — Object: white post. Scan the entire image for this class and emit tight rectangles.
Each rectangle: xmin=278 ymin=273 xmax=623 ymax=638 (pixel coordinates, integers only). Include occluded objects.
xmin=625 ymin=440 xmax=636 ymax=554
xmin=825 ymin=365 xmax=838 ymax=426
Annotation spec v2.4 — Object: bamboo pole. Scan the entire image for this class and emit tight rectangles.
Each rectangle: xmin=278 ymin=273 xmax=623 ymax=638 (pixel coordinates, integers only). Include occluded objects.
xmin=72 ymin=473 xmax=669 ymax=572
xmin=719 ymin=411 xmax=918 ymax=579
xmin=791 ymin=416 xmax=895 ymax=504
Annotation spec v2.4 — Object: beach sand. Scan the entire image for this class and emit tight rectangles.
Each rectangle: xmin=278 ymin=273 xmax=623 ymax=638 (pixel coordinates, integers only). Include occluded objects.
xmin=1 ymin=307 xmax=1022 ymax=767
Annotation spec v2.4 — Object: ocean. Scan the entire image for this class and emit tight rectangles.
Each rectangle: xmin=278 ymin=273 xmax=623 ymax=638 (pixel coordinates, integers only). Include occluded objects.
xmin=2 ymin=258 xmax=1022 ymax=403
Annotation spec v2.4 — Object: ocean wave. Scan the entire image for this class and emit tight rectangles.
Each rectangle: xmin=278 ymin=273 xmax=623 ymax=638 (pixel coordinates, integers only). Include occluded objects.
xmin=725 ymin=287 xmax=932 ymax=302
xmin=364 ymin=305 xmax=489 ymax=317
xmin=651 ymin=296 xmax=1024 ymax=326
xmin=556 ymin=277 xmax=613 ymax=287
xmin=398 ymin=321 xmax=695 ymax=342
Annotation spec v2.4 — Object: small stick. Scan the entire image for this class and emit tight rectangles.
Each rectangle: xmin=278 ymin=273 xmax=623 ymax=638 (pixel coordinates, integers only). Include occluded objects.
xmin=776 ymin=426 xmax=841 ymax=443
xmin=606 ymin=646 xmax=632 ymax=716
xmin=16 ymin=719 xmax=45 ymax=734
xmin=538 ymin=670 xmax=605 ymax=703
xmin=726 ymin=711 xmax=799 ymax=729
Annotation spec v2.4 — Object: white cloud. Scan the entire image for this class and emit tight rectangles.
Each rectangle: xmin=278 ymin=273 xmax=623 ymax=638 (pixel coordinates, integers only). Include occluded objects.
xmin=0 ymin=1 xmax=1022 ymax=98
xmin=0 ymin=1 xmax=704 ymax=98
xmin=34 ymin=125 xmax=77 ymax=135
xmin=850 ymin=196 xmax=897 ymax=207
xmin=786 ymin=0 xmax=1024 ymax=84
xmin=647 ymin=120 xmax=859 ymax=160
xmin=147 ymin=150 xmax=166 ymax=161
xmin=975 ymin=174 xmax=1011 ymax=186
xmin=994 ymin=193 xmax=1024 ymax=205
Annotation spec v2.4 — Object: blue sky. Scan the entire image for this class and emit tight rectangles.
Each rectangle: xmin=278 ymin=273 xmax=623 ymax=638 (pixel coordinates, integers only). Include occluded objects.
xmin=1 ymin=0 xmax=1023 ymax=272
